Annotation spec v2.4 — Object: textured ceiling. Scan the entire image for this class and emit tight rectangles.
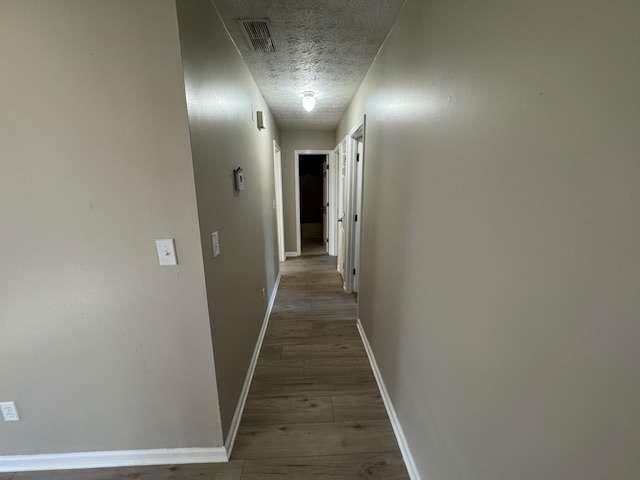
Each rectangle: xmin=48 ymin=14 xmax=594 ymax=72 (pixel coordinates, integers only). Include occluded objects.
xmin=213 ymin=0 xmax=405 ymax=130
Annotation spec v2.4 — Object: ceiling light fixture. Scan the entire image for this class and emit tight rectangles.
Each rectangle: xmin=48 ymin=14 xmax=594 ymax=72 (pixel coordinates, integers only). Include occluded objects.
xmin=302 ymin=92 xmax=316 ymax=112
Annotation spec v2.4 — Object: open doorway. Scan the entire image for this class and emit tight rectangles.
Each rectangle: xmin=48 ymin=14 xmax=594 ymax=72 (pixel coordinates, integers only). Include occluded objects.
xmin=296 ymin=153 xmax=327 ymax=255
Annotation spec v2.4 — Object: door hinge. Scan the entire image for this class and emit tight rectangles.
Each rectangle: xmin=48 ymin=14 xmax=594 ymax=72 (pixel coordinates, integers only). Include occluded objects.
xmin=353 ymin=268 xmax=356 ymax=276
xmin=354 ymin=214 xmax=358 ymax=222
xmin=356 ymin=154 xmax=360 ymax=163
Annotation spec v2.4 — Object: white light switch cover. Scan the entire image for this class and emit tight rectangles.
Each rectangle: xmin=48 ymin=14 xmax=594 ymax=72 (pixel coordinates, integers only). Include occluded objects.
xmin=211 ymin=231 xmax=221 ymax=258
xmin=155 ymin=239 xmax=178 ymax=266
xmin=0 ymin=402 xmax=19 ymax=422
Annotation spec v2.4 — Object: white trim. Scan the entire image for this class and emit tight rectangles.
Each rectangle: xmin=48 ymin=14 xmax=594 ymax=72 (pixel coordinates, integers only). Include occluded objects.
xmin=351 ymin=124 xmax=365 ymax=293
xmin=347 ymin=121 xmax=364 ymax=140
xmin=341 ymin=119 xmax=366 ymax=293
xmin=294 ymin=149 xmax=332 ymax=256
xmin=0 ymin=273 xmax=283 ymax=474
xmin=0 ymin=447 xmax=227 ymax=473
xmin=273 ymin=141 xmax=286 ymax=263
xmin=327 ymin=149 xmax=339 ymax=256
xmin=357 ymin=319 xmax=422 ymax=480
xmin=285 ymin=251 xmax=298 ymax=258
xmin=224 ymin=272 xmax=281 ymax=457
xmin=336 ymin=140 xmax=347 ymax=278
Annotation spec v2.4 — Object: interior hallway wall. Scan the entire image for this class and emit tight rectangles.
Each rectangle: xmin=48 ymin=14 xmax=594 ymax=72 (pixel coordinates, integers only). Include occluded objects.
xmin=280 ymin=129 xmax=335 ymax=253
xmin=176 ymin=0 xmax=281 ymax=439
xmin=338 ymin=0 xmax=640 ymax=479
xmin=0 ymin=0 xmax=223 ymax=454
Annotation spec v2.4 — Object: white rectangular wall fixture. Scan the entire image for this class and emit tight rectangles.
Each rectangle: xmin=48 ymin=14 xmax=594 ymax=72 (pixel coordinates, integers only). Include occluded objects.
xmin=155 ymin=239 xmax=178 ymax=266
xmin=211 ymin=231 xmax=221 ymax=258
xmin=256 ymin=110 xmax=265 ymax=130
xmin=0 ymin=401 xmax=19 ymax=422
xmin=0 ymin=448 xmax=228 ymax=473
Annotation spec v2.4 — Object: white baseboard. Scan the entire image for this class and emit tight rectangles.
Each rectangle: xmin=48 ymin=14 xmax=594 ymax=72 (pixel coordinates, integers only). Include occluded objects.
xmin=224 ymin=272 xmax=281 ymax=457
xmin=357 ymin=319 xmax=422 ymax=480
xmin=0 ymin=274 xmax=284 ymax=475
xmin=285 ymin=251 xmax=298 ymax=257
xmin=0 ymin=447 xmax=227 ymax=473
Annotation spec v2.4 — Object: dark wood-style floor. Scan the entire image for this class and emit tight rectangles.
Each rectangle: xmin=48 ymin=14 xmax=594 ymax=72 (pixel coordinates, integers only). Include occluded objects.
xmin=7 ymin=255 xmax=408 ymax=480
xmin=301 ymin=238 xmax=326 ymax=256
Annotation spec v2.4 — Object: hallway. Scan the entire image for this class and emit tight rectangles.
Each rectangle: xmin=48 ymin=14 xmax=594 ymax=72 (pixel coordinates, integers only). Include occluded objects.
xmin=231 ymin=255 xmax=408 ymax=477
xmin=4 ymin=1 xmax=640 ymax=479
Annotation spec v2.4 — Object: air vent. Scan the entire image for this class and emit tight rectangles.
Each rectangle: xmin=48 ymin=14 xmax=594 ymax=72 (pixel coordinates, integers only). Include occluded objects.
xmin=238 ymin=18 xmax=276 ymax=53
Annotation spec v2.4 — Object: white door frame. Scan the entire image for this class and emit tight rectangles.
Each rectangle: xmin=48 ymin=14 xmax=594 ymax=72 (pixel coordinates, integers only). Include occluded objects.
xmin=295 ymin=150 xmax=333 ymax=256
xmin=336 ymin=140 xmax=347 ymax=277
xmin=342 ymin=119 xmax=365 ymax=293
xmin=351 ymin=133 xmax=365 ymax=292
xmin=327 ymin=148 xmax=339 ymax=256
xmin=273 ymin=141 xmax=285 ymax=263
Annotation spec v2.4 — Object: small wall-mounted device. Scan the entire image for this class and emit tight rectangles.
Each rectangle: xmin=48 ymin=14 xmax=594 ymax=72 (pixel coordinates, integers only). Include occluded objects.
xmin=233 ymin=167 xmax=245 ymax=192
xmin=256 ymin=110 xmax=266 ymax=130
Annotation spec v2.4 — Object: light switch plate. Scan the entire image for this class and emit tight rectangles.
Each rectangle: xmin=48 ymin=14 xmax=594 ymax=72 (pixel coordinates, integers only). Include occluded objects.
xmin=0 ymin=402 xmax=19 ymax=422
xmin=155 ymin=239 xmax=178 ymax=266
xmin=211 ymin=231 xmax=221 ymax=258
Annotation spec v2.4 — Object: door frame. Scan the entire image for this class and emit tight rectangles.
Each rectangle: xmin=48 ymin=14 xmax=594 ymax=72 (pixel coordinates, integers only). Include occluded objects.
xmin=273 ymin=140 xmax=285 ymax=263
xmin=327 ymin=148 xmax=339 ymax=256
xmin=294 ymin=149 xmax=333 ymax=256
xmin=342 ymin=119 xmax=366 ymax=293
xmin=336 ymin=140 xmax=347 ymax=278
xmin=351 ymin=131 xmax=365 ymax=292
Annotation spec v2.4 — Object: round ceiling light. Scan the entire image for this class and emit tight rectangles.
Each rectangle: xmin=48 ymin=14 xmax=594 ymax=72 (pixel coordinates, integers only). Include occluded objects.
xmin=302 ymin=92 xmax=316 ymax=112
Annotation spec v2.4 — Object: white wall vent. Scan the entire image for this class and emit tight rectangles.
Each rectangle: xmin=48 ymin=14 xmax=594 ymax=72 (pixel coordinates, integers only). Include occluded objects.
xmin=238 ymin=18 xmax=276 ymax=53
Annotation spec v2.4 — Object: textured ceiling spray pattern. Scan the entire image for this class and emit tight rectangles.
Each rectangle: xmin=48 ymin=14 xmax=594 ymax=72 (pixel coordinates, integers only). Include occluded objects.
xmin=214 ymin=0 xmax=405 ymax=129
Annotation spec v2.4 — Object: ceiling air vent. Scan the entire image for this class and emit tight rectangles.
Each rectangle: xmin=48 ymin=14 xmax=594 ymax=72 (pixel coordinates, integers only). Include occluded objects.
xmin=238 ymin=18 xmax=276 ymax=53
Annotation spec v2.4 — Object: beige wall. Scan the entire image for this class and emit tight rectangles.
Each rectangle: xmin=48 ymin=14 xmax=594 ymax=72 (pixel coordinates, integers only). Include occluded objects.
xmin=338 ymin=0 xmax=640 ymax=479
xmin=280 ymin=129 xmax=335 ymax=252
xmin=175 ymin=0 xmax=280 ymax=438
xmin=0 ymin=0 xmax=222 ymax=454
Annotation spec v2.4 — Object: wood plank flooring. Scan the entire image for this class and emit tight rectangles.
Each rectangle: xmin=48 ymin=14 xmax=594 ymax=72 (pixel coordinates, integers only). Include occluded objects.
xmin=5 ymin=255 xmax=408 ymax=480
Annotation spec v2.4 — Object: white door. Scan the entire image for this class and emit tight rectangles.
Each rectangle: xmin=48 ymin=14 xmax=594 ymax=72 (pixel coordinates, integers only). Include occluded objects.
xmin=341 ymin=124 xmax=365 ymax=294
xmin=328 ymin=148 xmax=338 ymax=256
xmin=273 ymin=142 xmax=285 ymax=262
xmin=323 ymin=157 xmax=328 ymax=252
xmin=336 ymin=141 xmax=347 ymax=277
xmin=352 ymin=138 xmax=364 ymax=292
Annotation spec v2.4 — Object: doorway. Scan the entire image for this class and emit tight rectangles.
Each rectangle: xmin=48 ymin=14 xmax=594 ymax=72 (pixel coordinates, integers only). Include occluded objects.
xmin=351 ymin=133 xmax=364 ymax=292
xmin=297 ymin=153 xmax=327 ymax=255
xmin=337 ymin=120 xmax=365 ymax=293
xmin=336 ymin=141 xmax=347 ymax=279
